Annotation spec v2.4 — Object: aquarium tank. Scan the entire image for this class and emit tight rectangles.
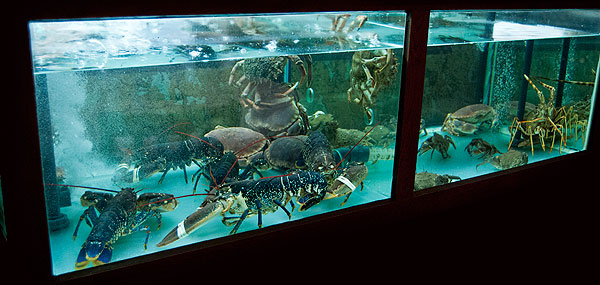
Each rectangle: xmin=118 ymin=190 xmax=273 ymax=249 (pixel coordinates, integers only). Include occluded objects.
xmin=415 ymin=10 xmax=600 ymax=191
xmin=29 ymin=11 xmax=406 ymax=275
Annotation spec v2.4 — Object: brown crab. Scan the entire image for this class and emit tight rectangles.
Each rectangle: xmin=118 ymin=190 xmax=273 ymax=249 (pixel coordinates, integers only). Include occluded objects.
xmin=464 ymin=138 xmax=502 ymax=160
xmin=249 ymin=135 xmax=308 ymax=171
xmin=442 ymin=104 xmax=497 ymax=136
xmin=229 ymin=55 xmax=312 ymax=102
xmin=229 ymin=56 xmax=312 ymax=136
xmin=414 ymin=172 xmax=461 ymax=191
xmin=418 ymin=132 xmax=456 ymax=159
xmin=204 ymin=126 xmax=267 ymax=167
xmin=477 ymin=149 xmax=528 ymax=170
xmin=347 ymin=49 xmax=398 ymax=122
xmin=242 ymin=80 xmax=309 ymax=136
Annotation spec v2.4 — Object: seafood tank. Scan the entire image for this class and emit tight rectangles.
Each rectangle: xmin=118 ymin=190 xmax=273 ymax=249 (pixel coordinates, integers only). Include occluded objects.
xmin=416 ymin=10 xmax=600 ymax=190
xmin=29 ymin=12 xmax=405 ymax=275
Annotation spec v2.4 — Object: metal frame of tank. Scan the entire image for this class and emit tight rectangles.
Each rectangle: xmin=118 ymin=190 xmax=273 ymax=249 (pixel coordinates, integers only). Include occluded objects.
xmin=3 ymin=1 xmax=600 ymax=283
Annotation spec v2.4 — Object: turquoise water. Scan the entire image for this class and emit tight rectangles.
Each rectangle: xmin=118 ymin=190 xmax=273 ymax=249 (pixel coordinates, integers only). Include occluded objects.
xmin=48 ymin=159 xmax=393 ymax=275
xmin=416 ymin=126 xmax=579 ymax=184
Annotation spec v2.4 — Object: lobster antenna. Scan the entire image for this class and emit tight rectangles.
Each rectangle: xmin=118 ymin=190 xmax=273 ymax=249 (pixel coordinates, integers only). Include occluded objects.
xmin=174 ymin=131 xmax=220 ymax=151
xmin=134 ymin=187 xmax=148 ymax=194
xmin=233 ymin=134 xmax=287 ymax=157
xmin=334 ymin=120 xmax=381 ymax=170
xmin=157 ymin=122 xmax=192 ymax=137
xmin=137 ymin=193 xmax=215 ymax=209
xmin=208 ymin=166 xmax=220 ymax=190
xmin=45 ymin=183 xmax=120 ymax=193
xmin=259 ymin=173 xmax=294 ymax=180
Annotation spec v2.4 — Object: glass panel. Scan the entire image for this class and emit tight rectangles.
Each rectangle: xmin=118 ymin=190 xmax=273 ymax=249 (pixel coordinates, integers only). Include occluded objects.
xmin=416 ymin=10 xmax=599 ymax=191
xmin=29 ymin=11 xmax=405 ymax=275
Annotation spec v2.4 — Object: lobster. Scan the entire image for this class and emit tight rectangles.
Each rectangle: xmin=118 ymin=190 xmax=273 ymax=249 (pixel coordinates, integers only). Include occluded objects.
xmin=192 ymin=151 xmax=262 ymax=194
xmin=303 ymin=130 xmax=336 ymax=173
xmin=156 ymin=171 xmax=328 ymax=247
xmin=325 ymin=162 xmax=368 ymax=206
xmin=112 ymin=135 xmax=224 ymax=185
xmin=154 ymin=123 xmax=380 ymax=247
xmin=67 ymin=185 xmax=178 ymax=269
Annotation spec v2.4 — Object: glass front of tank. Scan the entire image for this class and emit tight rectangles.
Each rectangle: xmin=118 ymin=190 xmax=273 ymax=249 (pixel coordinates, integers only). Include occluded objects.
xmin=29 ymin=11 xmax=405 ymax=275
xmin=416 ymin=10 xmax=600 ymax=191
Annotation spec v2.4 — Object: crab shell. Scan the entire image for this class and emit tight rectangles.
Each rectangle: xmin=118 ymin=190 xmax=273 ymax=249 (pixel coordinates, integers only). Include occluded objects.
xmin=449 ymin=104 xmax=497 ymax=124
xmin=204 ymin=127 xmax=266 ymax=167
xmin=242 ymin=57 xmax=287 ymax=82
xmin=446 ymin=119 xmax=479 ymax=136
xmin=489 ymin=150 xmax=528 ymax=170
xmin=264 ymin=135 xmax=307 ymax=170
xmin=244 ymin=81 xmax=302 ymax=136
xmin=414 ymin=172 xmax=460 ymax=191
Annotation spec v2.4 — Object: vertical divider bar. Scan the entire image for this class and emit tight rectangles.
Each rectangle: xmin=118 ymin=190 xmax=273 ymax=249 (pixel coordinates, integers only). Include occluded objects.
xmin=583 ymin=56 xmax=600 ymax=151
xmin=392 ymin=9 xmax=430 ymax=200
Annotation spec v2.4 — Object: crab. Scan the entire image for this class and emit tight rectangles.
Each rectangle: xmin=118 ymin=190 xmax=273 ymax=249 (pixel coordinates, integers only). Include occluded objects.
xmin=242 ymin=80 xmax=309 ymax=136
xmin=464 ymin=138 xmax=502 ymax=160
xmin=508 ymin=75 xmax=586 ymax=155
xmin=414 ymin=172 xmax=461 ymax=191
xmin=229 ymin=55 xmax=311 ymax=136
xmin=347 ymin=49 xmax=398 ymax=123
xmin=204 ymin=126 xmax=267 ymax=167
xmin=418 ymin=132 xmax=456 ymax=159
xmin=229 ymin=55 xmax=312 ymax=104
xmin=249 ymin=135 xmax=308 ymax=171
xmin=477 ymin=149 xmax=528 ymax=170
xmin=327 ymin=14 xmax=368 ymax=33
xmin=442 ymin=104 xmax=498 ymax=136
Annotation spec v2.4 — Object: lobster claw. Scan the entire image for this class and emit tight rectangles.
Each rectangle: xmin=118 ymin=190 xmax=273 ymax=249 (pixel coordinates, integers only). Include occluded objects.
xmin=297 ymin=192 xmax=325 ymax=212
xmin=156 ymin=200 xmax=226 ymax=247
xmin=75 ymin=241 xmax=112 ymax=270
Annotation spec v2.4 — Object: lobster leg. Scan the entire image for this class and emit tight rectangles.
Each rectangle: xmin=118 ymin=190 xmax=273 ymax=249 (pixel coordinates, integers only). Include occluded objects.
xmin=158 ymin=169 xmax=169 ymax=184
xmin=273 ymin=199 xmax=292 ymax=220
xmin=181 ymin=164 xmax=188 ymax=184
xmin=256 ymin=200 xmax=263 ymax=228
xmin=128 ymin=210 xmax=158 ymax=250
xmin=230 ymin=208 xmax=249 ymax=235
xmin=73 ymin=206 xmax=99 ymax=241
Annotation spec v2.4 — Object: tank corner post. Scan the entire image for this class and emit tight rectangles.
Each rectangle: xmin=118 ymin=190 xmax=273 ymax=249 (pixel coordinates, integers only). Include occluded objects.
xmin=583 ymin=55 xmax=600 ymax=151
xmin=34 ymin=74 xmax=70 ymax=231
